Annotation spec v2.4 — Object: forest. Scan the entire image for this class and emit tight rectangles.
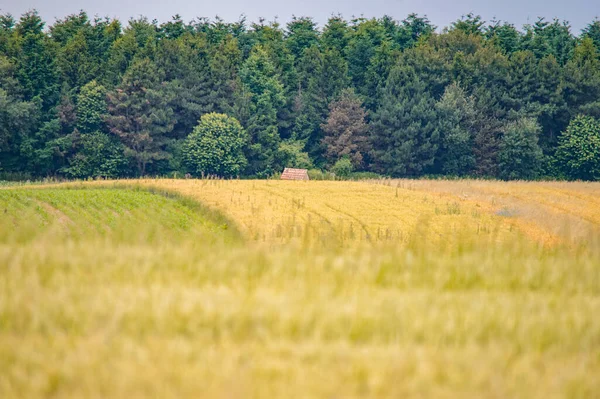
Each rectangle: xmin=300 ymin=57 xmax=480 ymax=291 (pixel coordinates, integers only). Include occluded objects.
xmin=0 ymin=10 xmax=599 ymax=180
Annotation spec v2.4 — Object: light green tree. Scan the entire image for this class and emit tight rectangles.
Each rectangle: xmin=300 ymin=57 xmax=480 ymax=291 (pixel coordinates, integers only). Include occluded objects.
xmin=555 ymin=115 xmax=600 ymax=180
xmin=182 ymin=113 xmax=247 ymax=177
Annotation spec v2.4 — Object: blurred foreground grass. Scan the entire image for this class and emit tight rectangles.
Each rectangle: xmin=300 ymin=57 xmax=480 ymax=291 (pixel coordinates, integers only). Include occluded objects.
xmin=0 ymin=182 xmax=599 ymax=398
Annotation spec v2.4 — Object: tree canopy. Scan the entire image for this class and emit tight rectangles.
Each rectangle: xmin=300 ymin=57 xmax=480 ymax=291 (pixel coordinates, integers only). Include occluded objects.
xmin=1 ymin=10 xmax=600 ymax=180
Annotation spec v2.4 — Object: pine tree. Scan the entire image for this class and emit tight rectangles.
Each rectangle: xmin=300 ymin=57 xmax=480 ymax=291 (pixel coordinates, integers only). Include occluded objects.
xmin=106 ymin=17 xmax=156 ymax=85
xmin=346 ymin=18 xmax=387 ymax=97
xmin=450 ymin=13 xmax=485 ymax=36
xmin=400 ymin=39 xmax=452 ymax=100
xmin=562 ymin=38 xmax=600 ymax=120
xmin=106 ymin=58 xmax=175 ymax=175
xmin=321 ymin=89 xmax=370 ymax=169
xmin=396 ymin=13 xmax=435 ymax=49
xmin=321 ymin=15 xmax=350 ymax=52
xmin=534 ymin=55 xmax=565 ymax=151
xmin=506 ymin=51 xmax=564 ymax=152
xmin=434 ymin=83 xmax=476 ymax=175
xmin=0 ymin=55 xmax=39 ymax=173
xmin=291 ymin=46 xmax=327 ymax=161
xmin=0 ymin=14 xmax=16 ymax=55
xmin=51 ymin=12 xmax=103 ymax=90
xmin=485 ymin=20 xmax=521 ymax=54
xmin=471 ymin=91 xmax=505 ymax=177
xmin=156 ymin=33 xmax=214 ymax=139
xmin=521 ymin=18 xmax=575 ymax=65
xmin=291 ymin=45 xmax=350 ymax=164
xmin=370 ymin=65 xmax=440 ymax=176
xmin=0 ymin=89 xmax=39 ymax=173
xmin=364 ymin=40 xmax=400 ymax=110
xmin=209 ymin=35 xmax=243 ymax=114
xmin=320 ymin=48 xmax=350 ymax=101
xmin=14 ymin=11 xmax=59 ymax=111
xmin=240 ymin=46 xmax=285 ymax=176
xmin=285 ymin=16 xmax=319 ymax=61
xmin=582 ymin=19 xmax=600 ymax=51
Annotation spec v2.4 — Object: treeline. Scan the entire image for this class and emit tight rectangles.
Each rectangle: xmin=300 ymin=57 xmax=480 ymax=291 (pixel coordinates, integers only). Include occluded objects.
xmin=1 ymin=11 xmax=600 ymax=180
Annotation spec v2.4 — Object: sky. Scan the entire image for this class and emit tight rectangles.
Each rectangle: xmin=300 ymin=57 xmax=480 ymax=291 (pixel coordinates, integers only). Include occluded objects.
xmin=1 ymin=0 xmax=599 ymax=33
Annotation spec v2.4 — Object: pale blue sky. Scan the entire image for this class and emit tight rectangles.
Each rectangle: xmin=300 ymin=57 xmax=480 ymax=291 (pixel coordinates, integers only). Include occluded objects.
xmin=1 ymin=0 xmax=599 ymax=33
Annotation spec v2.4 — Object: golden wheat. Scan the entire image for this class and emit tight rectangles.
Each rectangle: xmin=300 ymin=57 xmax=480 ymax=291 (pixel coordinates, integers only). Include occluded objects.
xmin=1 ymin=179 xmax=599 ymax=398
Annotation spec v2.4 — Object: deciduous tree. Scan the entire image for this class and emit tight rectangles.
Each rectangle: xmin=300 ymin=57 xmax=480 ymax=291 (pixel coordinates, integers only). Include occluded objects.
xmin=182 ymin=113 xmax=247 ymax=177
xmin=555 ymin=115 xmax=600 ymax=180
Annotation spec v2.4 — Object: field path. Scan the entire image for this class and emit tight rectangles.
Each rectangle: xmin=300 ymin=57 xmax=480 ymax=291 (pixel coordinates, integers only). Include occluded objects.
xmin=385 ymin=179 xmax=600 ymax=245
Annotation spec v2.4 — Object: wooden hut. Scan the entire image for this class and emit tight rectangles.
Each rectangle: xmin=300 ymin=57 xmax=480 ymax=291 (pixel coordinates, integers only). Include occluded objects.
xmin=280 ymin=168 xmax=309 ymax=180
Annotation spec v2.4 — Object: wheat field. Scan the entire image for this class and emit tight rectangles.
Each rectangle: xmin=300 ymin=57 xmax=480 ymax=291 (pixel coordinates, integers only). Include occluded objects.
xmin=1 ymin=179 xmax=599 ymax=398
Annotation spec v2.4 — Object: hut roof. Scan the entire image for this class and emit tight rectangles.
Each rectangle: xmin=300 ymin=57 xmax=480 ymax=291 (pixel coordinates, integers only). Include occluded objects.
xmin=280 ymin=168 xmax=309 ymax=180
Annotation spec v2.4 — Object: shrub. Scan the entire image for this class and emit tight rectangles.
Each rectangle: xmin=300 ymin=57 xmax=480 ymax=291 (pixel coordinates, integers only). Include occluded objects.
xmin=307 ymin=169 xmax=336 ymax=180
xmin=348 ymin=171 xmax=382 ymax=180
xmin=331 ymin=156 xmax=353 ymax=178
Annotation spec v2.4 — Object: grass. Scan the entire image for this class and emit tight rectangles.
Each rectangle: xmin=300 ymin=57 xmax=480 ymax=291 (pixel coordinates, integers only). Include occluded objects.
xmin=1 ymin=179 xmax=599 ymax=398
xmin=0 ymin=186 xmax=240 ymax=244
